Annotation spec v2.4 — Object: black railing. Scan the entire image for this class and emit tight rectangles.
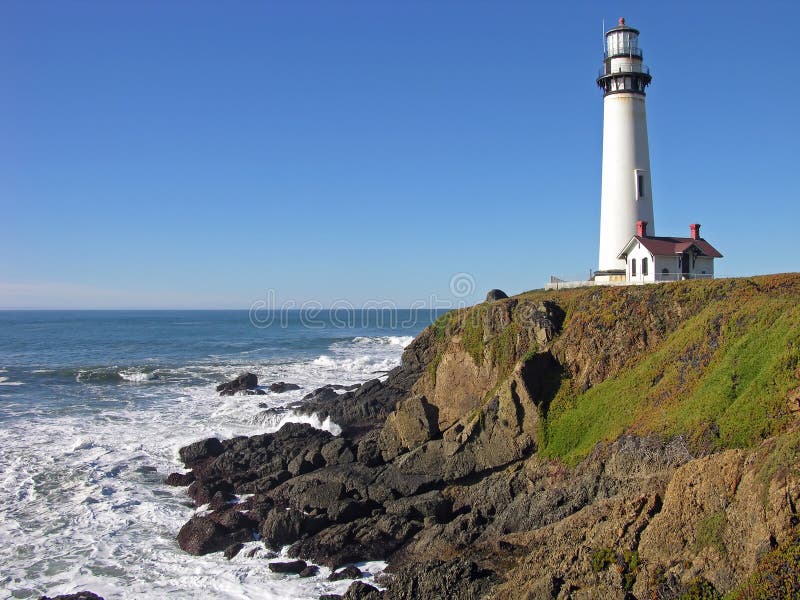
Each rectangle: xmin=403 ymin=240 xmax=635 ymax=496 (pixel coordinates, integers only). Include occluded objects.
xmin=598 ymin=63 xmax=650 ymax=78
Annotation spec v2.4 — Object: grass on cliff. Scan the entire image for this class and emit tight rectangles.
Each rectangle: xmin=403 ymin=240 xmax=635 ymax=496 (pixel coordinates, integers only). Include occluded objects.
xmin=538 ymin=277 xmax=800 ymax=465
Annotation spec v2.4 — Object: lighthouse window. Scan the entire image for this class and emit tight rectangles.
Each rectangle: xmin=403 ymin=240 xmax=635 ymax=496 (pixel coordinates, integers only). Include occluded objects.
xmin=638 ymin=174 xmax=644 ymax=198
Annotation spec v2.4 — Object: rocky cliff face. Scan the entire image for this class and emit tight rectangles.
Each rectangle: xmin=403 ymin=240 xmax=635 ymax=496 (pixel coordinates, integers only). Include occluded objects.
xmin=172 ymin=274 xmax=800 ymax=599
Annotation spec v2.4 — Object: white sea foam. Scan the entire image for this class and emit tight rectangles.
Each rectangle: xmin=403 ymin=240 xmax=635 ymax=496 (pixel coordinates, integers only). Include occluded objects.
xmin=118 ymin=370 xmax=157 ymax=383
xmin=0 ymin=376 xmax=24 ymax=386
xmin=0 ymin=333 xmax=407 ymax=599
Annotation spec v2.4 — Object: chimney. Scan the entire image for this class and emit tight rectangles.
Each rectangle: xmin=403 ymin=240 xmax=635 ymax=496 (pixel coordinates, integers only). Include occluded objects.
xmin=690 ymin=223 xmax=701 ymax=239
xmin=636 ymin=220 xmax=648 ymax=237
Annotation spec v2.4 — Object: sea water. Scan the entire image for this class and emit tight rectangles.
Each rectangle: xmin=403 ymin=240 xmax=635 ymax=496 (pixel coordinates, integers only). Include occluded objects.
xmin=0 ymin=310 xmax=437 ymax=599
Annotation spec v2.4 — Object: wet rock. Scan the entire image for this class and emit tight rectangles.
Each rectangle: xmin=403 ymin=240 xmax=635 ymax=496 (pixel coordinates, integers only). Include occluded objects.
xmin=299 ymin=564 xmax=320 ymax=577
xmin=224 ymin=542 xmax=244 ymax=560
xmin=342 ymin=581 xmax=382 ymax=600
xmin=177 ymin=515 xmax=250 ymax=556
xmin=38 ymin=593 xmax=105 ymax=600
xmin=165 ymin=471 xmax=195 ymax=486
xmin=329 ymin=565 xmax=363 ymax=581
xmin=179 ymin=437 xmax=224 ymax=468
xmin=216 ymin=372 xmax=258 ymax=395
xmin=318 ymin=595 xmax=343 ymax=600
xmin=269 ymin=381 xmax=301 ymax=393
xmin=485 ymin=289 xmax=509 ymax=301
xmin=268 ymin=560 xmax=308 ymax=574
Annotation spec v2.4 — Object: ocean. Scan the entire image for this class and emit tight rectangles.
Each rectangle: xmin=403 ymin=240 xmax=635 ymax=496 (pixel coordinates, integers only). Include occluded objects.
xmin=0 ymin=309 xmax=438 ymax=599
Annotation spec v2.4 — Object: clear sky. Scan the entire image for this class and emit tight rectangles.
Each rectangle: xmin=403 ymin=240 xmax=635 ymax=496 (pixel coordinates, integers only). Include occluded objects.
xmin=2 ymin=1 xmax=799 ymax=309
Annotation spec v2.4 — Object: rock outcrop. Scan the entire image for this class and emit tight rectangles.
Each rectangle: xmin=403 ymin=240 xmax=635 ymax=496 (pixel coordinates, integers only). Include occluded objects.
xmin=173 ymin=275 xmax=800 ymax=599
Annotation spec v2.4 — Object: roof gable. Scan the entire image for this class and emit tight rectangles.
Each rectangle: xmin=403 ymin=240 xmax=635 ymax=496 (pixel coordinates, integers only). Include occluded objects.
xmin=618 ymin=236 xmax=723 ymax=259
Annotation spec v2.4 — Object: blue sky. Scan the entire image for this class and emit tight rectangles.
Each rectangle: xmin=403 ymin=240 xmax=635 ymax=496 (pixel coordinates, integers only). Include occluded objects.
xmin=2 ymin=1 xmax=798 ymax=309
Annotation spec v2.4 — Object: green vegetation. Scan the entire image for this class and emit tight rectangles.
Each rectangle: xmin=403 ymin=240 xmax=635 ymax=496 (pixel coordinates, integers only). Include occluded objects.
xmin=461 ymin=309 xmax=485 ymax=366
xmin=488 ymin=322 xmax=519 ymax=378
xmin=694 ymin=510 xmax=728 ymax=555
xmin=536 ymin=276 xmax=800 ymax=465
xmin=729 ymin=531 xmax=800 ymax=599
xmin=622 ymin=550 xmax=639 ymax=592
xmin=754 ymin=429 xmax=800 ymax=508
xmin=590 ymin=547 xmax=615 ymax=572
xmin=680 ymin=578 xmax=723 ymax=600
xmin=432 ymin=310 xmax=456 ymax=341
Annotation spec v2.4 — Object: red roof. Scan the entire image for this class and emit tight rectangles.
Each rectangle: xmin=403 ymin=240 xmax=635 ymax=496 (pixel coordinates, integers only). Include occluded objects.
xmin=629 ymin=235 xmax=723 ymax=258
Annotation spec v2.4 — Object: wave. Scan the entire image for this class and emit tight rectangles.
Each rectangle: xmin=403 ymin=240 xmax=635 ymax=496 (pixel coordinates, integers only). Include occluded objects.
xmin=350 ymin=335 xmax=413 ymax=348
xmin=251 ymin=409 xmax=342 ymax=436
xmin=75 ymin=367 xmax=158 ymax=384
xmin=0 ymin=376 xmax=23 ymax=386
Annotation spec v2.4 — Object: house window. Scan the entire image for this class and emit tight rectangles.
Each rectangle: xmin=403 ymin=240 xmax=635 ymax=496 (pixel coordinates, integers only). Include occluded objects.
xmin=631 ymin=259 xmax=637 ymax=277
xmin=642 ymin=257 xmax=649 ymax=276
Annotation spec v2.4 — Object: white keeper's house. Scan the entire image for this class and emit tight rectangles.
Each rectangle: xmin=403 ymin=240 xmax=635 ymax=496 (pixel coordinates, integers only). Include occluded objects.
xmin=617 ymin=220 xmax=723 ymax=283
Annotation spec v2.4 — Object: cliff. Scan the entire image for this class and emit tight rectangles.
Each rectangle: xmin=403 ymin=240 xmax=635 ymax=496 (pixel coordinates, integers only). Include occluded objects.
xmin=172 ymin=274 xmax=800 ymax=599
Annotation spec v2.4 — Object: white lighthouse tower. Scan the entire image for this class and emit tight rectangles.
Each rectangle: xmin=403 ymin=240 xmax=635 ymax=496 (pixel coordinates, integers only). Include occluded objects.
xmin=595 ymin=18 xmax=655 ymax=281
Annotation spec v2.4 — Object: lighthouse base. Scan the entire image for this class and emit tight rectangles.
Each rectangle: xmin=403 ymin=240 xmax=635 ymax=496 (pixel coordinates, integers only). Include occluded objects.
xmin=593 ymin=269 xmax=626 ymax=284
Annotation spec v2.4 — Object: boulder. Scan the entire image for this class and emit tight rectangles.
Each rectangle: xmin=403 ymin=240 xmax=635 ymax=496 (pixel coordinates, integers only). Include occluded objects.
xmin=216 ymin=372 xmax=258 ymax=395
xmin=485 ymin=289 xmax=509 ymax=301
xmin=269 ymin=381 xmax=301 ymax=393
xmin=268 ymin=560 xmax=307 ymax=574
xmin=342 ymin=581 xmax=382 ymax=600
xmin=38 ymin=594 xmax=105 ymax=600
xmin=224 ymin=542 xmax=244 ymax=560
xmin=178 ymin=437 xmax=224 ymax=468
xmin=299 ymin=565 xmax=320 ymax=577
xmin=378 ymin=396 xmax=439 ymax=461
xmin=165 ymin=471 xmax=195 ymax=486
xmin=177 ymin=515 xmax=250 ymax=556
xmin=329 ymin=565 xmax=363 ymax=581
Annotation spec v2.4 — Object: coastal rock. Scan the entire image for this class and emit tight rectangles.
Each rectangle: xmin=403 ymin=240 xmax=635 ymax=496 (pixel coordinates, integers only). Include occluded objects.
xmin=269 ymin=381 xmax=301 ymax=393
xmin=299 ymin=564 xmax=320 ymax=577
xmin=378 ymin=395 xmax=439 ymax=461
xmin=342 ymin=581 xmax=381 ymax=600
xmin=165 ymin=471 xmax=195 ymax=486
xmin=38 ymin=594 xmax=105 ymax=600
xmin=177 ymin=515 xmax=251 ymax=556
xmin=328 ymin=565 xmax=363 ymax=580
xmin=382 ymin=559 xmax=497 ymax=600
xmin=178 ymin=437 xmax=224 ymax=468
xmin=485 ymin=289 xmax=508 ymax=301
xmin=224 ymin=542 xmax=244 ymax=560
xmin=268 ymin=560 xmax=307 ymax=574
xmin=216 ymin=372 xmax=258 ymax=396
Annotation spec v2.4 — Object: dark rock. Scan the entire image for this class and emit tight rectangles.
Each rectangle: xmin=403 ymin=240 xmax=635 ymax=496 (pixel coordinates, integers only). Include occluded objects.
xmin=268 ymin=560 xmax=307 ymax=574
xmin=260 ymin=507 xmax=329 ymax=550
xmin=224 ymin=542 xmax=244 ymax=560
xmin=216 ymin=372 xmax=258 ymax=395
xmin=319 ymin=595 xmax=343 ymax=600
xmin=165 ymin=471 xmax=195 ymax=486
xmin=38 ymin=593 xmax=105 ymax=600
xmin=299 ymin=564 xmax=320 ymax=577
xmin=269 ymin=381 xmax=301 ymax=393
xmin=342 ymin=581 xmax=382 ymax=600
xmin=384 ymin=490 xmax=452 ymax=523
xmin=208 ymin=490 xmax=235 ymax=511
xmin=179 ymin=437 xmax=224 ymax=468
xmin=485 ymin=289 xmax=509 ymax=301
xmin=188 ymin=476 xmax=234 ymax=506
xmin=177 ymin=515 xmax=250 ymax=556
xmin=381 ymin=559 xmax=496 ymax=600
xmin=329 ymin=565 xmax=363 ymax=581
xmin=356 ymin=429 xmax=384 ymax=467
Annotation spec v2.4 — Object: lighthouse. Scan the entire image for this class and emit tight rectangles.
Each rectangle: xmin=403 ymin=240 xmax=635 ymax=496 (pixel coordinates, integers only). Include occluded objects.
xmin=595 ymin=18 xmax=655 ymax=281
